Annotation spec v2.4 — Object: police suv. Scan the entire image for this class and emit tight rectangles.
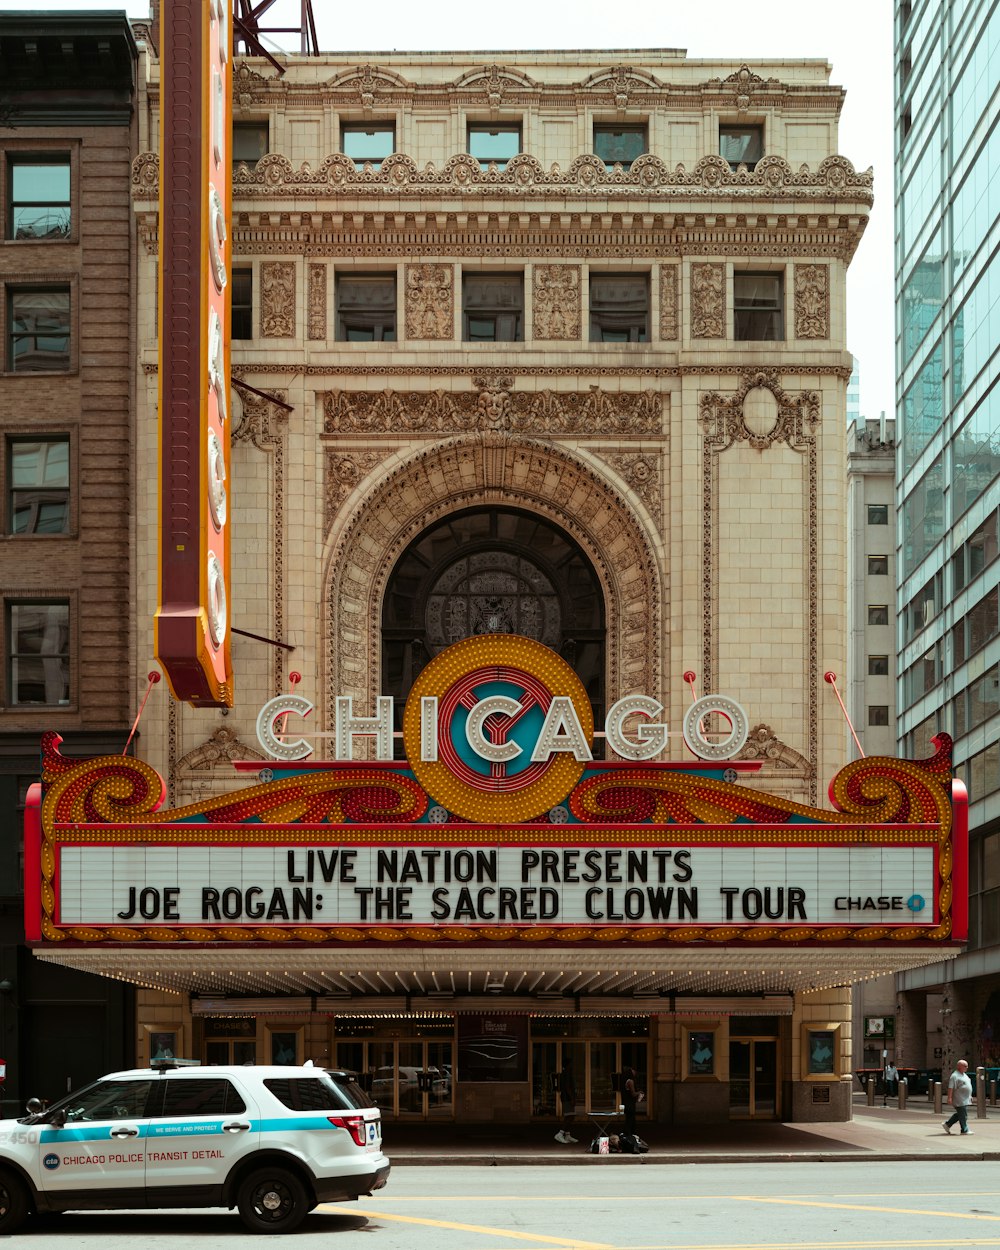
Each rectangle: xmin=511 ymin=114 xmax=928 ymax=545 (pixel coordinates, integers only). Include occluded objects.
xmin=0 ymin=1062 xmax=389 ymax=1234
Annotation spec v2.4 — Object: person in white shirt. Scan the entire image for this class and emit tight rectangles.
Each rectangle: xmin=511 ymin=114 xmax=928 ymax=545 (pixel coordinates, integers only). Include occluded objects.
xmin=944 ymin=1058 xmax=974 ymax=1135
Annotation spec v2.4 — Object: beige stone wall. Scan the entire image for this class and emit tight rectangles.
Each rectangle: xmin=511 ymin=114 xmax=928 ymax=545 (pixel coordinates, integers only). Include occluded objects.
xmin=131 ymin=47 xmax=867 ymax=812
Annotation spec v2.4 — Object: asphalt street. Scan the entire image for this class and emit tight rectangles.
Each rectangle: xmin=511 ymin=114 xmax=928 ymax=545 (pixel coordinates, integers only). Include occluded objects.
xmin=12 ymin=1160 xmax=1000 ymax=1249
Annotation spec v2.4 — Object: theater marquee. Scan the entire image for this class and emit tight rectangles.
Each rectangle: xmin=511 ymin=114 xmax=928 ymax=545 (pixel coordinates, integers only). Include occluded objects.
xmin=25 ymin=635 xmax=966 ymax=948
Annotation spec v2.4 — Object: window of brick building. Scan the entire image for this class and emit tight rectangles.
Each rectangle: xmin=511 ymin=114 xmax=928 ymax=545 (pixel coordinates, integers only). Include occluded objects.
xmin=341 ymin=124 xmax=395 ymax=167
xmin=462 ymin=273 xmax=522 ymax=341
xmin=7 ymin=287 xmax=70 ymax=372
xmin=7 ymin=601 xmax=69 ymax=706
xmin=589 ymin=273 xmax=649 ymax=342
xmin=734 ymin=271 xmax=783 ymax=340
xmin=720 ymin=124 xmax=763 ymax=170
xmin=336 ymin=274 xmax=397 ymax=341
xmin=8 ymin=438 xmax=69 ymax=534
xmin=467 ymin=124 xmax=521 ymax=169
xmin=593 ymin=124 xmax=647 ymax=169
xmin=7 ymin=156 xmax=70 ymax=240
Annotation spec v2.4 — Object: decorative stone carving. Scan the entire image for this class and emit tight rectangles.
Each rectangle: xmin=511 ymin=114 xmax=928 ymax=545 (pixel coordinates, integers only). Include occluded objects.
xmin=735 ymin=724 xmax=812 ymax=774
xmin=794 ymin=263 xmax=829 ymax=339
xmin=323 ymin=385 xmax=661 ymax=437
xmin=232 ymin=387 xmax=288 ymax=449
xmin=233 ymin=60 xmax=271 ymax=110
xmin=260 ymin=261 xmax=295 ymax=337
xmin=582 ymin=65 xmax=661 ymax=112
xmin=177 ymin=726 xmax=266 ymax=772
xmin=326 ymin=437 xmax=662 ymax=722
xmin=325 ymin=450 xmax=390 ymax=528
xmin=691 ymin=263 xmax=724 ymax=338
xmin=700 ymin=371 xmax=820 ymax=801
xmin=404 ymin=264 xmax=454 ymax=340
xmin=593 ymin=452 xmax=661 ymax=516
xmin=717 ymin=63 xmax=781 ymax=112
xmin=532 ymin=265 xmax=581 ymax=340
xmin=308 ymin=263 xmax=326 ymax=340
xmin=659 ymin=265 xmax=679 ymax=340
xmin=453 ymin=63 xmax=539 ymax=114
xmin=134 ymin=149 xmax=873 ymax=205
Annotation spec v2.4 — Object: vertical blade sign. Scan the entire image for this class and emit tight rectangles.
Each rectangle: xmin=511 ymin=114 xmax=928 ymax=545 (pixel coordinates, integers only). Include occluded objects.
xmin=155 ymin=0 xmax=234 ymax=706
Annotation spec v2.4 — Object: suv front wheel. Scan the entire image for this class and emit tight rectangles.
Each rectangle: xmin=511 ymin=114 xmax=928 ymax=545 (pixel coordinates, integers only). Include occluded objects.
xmin=0 ymin=1169 xmax=29 ymax=1234
xmin=237 ymin=1165 xmax=311 ymax=1234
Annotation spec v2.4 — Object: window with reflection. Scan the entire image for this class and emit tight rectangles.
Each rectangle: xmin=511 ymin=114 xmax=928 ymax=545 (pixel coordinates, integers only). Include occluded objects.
xmin=341 ymin=124 xmax=395 ymax=167
xmin=593 ymin=124 xmax=647 ymax=169
xmin=901 ymin=455 xmax=945 ymax=577
xmin=7 ymin=157 xmax=70 ymax=240
xmin=336 ymin=273 xmax=396 ymax=341
xmin=901 ymin=345 xmax=943 ymax=472
xmin=232 ymin=121 xmax=268 ymax=174
xmin=734 ymin=272 xmax=783 ymax=340
xmin=467 ymin=124 xmax=521 ymax=169
xmin=7 ymin=601 xmax=69 ymax=705
xmin=7 ymin=287 xmax=70 ymax=372
xmin=382 ymin=508 xmax=605 ymax=744
xmin=231 ymin=266 xmax=252 ymax=340
xmin=462 ymin=273 xmax=522 ymax=341
xmin=720 ymin=124 xmax=763 ymax=170
xmin=589 ymin=273 xmax=648 ymax=342
xmin=8 ymin=438 xmax=69 ymax=534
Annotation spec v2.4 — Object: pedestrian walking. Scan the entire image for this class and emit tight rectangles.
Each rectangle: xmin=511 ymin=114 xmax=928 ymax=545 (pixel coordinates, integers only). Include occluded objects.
xmin=943 ymin=1058 xmax=974 ymax=1135
xmin=555 ymin=1061 xmax=578 ymax=1143
xmin=883 ymin=1060 xmax=898 ymax=1102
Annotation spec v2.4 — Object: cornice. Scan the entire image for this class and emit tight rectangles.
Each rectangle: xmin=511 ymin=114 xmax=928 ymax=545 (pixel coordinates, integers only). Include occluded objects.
xmin=131 ymin=150 xmax=872 ymax=207
xmin=141 ymin=362 xmax=854 ymax=381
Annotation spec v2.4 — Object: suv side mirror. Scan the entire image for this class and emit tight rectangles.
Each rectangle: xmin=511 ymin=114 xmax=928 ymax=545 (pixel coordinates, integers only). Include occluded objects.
xmin=49 ymin=1109 xmax=67 ymax=1129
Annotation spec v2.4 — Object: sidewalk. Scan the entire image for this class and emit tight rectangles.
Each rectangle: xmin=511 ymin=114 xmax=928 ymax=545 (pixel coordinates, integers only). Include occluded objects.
xmin=385 ymin=1094 xmax=1000 ymax=1165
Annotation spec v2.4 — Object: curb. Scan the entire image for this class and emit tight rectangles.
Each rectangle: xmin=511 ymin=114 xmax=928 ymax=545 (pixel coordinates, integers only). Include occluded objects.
xmin=389 ymin=1149 xmax=1000 ymax=1166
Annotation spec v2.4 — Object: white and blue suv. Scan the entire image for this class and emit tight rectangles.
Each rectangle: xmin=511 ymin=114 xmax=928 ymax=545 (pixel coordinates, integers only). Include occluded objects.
xmin=0 ymin=1062 xmax=389 ymax=1234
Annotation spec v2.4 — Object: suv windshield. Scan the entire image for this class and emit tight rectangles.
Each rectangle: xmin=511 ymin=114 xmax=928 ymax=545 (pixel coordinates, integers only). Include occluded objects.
xmin=265 ymin=1072 xmax=372 ymax=1111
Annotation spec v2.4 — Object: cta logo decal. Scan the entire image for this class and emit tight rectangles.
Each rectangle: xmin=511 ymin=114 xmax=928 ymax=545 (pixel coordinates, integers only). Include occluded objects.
xmin=43 ymin=1153 xmax=60 ymax=1170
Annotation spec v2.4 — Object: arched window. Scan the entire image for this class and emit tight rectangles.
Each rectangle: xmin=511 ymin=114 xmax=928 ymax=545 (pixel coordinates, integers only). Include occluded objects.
xmin=382 ymin=508 xmax=605 ymax=740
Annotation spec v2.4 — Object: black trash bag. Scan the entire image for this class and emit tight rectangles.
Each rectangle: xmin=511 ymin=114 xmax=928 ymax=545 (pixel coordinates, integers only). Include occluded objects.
xmin=618 ymin=1132 xmax=649 ymax=1154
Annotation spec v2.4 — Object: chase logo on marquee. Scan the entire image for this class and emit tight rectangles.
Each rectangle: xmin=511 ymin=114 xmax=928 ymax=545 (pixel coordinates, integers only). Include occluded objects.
xmin=256 ymin=635 xmax=751 ymax=822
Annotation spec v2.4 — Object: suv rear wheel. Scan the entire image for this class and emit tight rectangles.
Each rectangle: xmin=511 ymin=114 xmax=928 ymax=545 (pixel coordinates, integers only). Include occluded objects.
xmin=0 ymin=1169 xmax=28 ymax=1234
xmin=237 ymin=1166 xmax=310 ymax=1234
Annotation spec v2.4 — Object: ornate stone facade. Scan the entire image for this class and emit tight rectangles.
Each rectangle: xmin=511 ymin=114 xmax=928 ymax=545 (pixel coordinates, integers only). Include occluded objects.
xmin=691 ymin=262 xmax=725 ymax=338
xmin=532 ymin=264 xmax=581 ymax=339
xmin=307 ymin=262 xmax=326 ymax=339
xmin=404 ymin=263 xmax=453 ymax=339
xmin=260 ymin=260 xmax=295 ymax=337
xmin=794 ymin=262 xmax=830 ymax=339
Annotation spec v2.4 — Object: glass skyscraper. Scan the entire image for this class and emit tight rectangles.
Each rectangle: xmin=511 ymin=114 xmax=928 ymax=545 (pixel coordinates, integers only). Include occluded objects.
xmin=896 ymin=0 xmax=1000 ymax=1057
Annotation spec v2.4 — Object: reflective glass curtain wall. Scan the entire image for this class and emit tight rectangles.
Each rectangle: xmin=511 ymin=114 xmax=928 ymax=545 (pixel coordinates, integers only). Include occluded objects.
xmin=896 ymin=0 xmax=1000 ymax=949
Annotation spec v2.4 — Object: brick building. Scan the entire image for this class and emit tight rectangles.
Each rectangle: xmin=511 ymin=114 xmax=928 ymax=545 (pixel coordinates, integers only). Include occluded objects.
xmin=0 ymin=13 xmax=139 ymax=1102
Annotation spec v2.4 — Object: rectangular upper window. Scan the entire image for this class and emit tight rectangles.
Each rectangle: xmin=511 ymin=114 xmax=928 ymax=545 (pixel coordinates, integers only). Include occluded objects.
xmin=7 ymin=600 xmax=69 ymax=706
xmin=7 ymin=287 xmax=70 ymax=372
xmin=734 ymin=272 xmax=783 ymax=341
xmin=336 ymin=274 xmax=397 ymax=341
xmin=867 ymin=503 xmax=889 ymax=524
xmin=589 ymin=273 xmax=649 ymax=342
xmin=868 ymin=705 xmax=890 ymax=726
xmin=868 ymin=655 xmax=890 ymax=675
xmin=868 ymin=555 xmax=889 ymax=575
xmin=7 ymin=157 xmax=70 ymax=240
xmin=468 ymin=124 xmax=521 ymax=169
xmin=462 ymin=273 xmax=523 ymax=341
xmin=341 ymin=124 xmax=395 ymax=167
xmin=593 ymin=124 xmax=647 ymax=169
xmin=8 ymin=438 xmax=69 ymax=535
xmin=232 ymin=121 xmax=268 ymax=173
xmin=868 ymin=604 xmax=889 ymax=626
xmin=231 ymin=266 xmax=253 ymax=340
xmin=720 ymin=124 xmax=763 ymax=170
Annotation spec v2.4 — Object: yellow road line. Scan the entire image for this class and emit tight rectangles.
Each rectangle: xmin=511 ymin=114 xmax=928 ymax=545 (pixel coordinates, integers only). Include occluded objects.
xmin=320 ymin=1204 xmax=616 ymax=1248
xmin=734 ymin=1196 xmax=1000 ymax=1222
xmin=619 ymin=1242 xmax=1000 ymax=1249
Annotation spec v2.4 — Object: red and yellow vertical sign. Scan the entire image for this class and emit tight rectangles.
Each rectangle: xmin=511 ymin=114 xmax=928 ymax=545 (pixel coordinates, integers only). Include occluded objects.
xmin=155 ymin=0 xmax=234 ymax=706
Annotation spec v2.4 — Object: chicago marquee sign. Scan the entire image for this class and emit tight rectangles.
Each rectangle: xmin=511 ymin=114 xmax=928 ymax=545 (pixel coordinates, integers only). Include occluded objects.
xmin=25 ymin=636 xmax=966 ymax=948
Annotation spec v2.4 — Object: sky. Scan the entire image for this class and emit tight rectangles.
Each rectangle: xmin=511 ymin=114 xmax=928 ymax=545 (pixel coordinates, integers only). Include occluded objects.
xmin=2 ymin=1 xmax=895 ymax=421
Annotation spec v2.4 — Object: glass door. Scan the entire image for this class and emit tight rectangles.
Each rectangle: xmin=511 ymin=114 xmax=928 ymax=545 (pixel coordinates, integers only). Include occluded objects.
xmin=729 ymin=1038 xmax=779 ymax=1119
xmin=531 ymin=1042 xmax=558 ymax=1116
xmin=363 ymin=1040 xmax=454 ymax=1120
